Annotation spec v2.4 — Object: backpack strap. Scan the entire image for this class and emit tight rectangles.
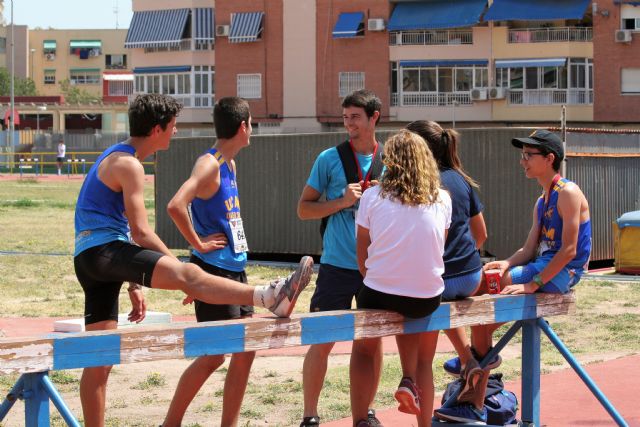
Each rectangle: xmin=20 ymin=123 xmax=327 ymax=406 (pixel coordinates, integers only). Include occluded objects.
xmin=336 ymin=140 xmax=360 ymax=184
xmin=320 ymin=140 xmax=384 ymax=238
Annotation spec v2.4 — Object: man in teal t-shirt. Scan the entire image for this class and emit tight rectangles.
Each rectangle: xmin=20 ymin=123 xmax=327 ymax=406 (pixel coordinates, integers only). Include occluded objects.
xmin=296 ymin=89 xmax=383 ymax=427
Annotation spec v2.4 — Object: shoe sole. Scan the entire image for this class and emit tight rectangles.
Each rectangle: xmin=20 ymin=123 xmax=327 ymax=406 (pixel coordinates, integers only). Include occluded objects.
xmin=281 ymin=256 xmax=314 ymax=317
xmin=444 ymin=355 xmax=502 ymax=378
xmin=434 ymin=410 xmax=487 ymax=425
xmin=394 ymin=388 xmax=420 ymax=415
xmin=457 ymin=367 xmax=488 ymax=403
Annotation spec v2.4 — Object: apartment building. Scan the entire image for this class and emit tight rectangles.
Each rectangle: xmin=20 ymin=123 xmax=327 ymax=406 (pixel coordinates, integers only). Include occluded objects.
xmin=128 ymin=0 xmax=637 ymax=128
xmin=30 ymin=29 xmax=132 ymax=102
xmin=126 ymin=0 xmax=215 ymax=126
xmin=593 ymin=0 xmax=640 ymax=122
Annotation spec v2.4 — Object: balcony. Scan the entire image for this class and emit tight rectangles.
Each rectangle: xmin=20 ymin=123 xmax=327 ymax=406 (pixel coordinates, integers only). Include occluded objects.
xmin=508 ymin=27 xmax=592 ymax=43
xmin=391 ymin=92 xmax=472 ymax=107
xmin=508 ymin=89 xmax=593 ymax=105
xmin=389 ymin=29 xmax=473 ymax=46
xmin=143 ymin=40 xmax=195 ymax=53
xmin=128 ymin=93 xmax=215 ymax=108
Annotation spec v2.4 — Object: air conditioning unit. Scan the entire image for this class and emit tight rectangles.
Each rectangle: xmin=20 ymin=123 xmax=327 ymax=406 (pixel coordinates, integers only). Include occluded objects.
xmin=615 ymin=29 xmax=632 ymax=43
xmin=45 ymin=53 xmax=56 ymax=61
xmin=216 ymin=25 xmax=230 ymax=37
xmin=489 ymin=87 xmax=507 ymax=99
xmin=470 ymin=88 xmax=487 ymax=101
xmin=368 ymin=18 xmax=385 ymax=32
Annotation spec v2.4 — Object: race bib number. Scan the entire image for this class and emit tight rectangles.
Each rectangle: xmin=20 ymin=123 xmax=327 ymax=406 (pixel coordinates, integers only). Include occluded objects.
xmin=230 ymin=218 xmax=249 ymax=253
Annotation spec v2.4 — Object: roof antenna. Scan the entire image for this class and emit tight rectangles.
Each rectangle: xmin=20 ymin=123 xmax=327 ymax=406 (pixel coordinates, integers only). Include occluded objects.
xmin=114 ymin=0 xmax=119 ymax=29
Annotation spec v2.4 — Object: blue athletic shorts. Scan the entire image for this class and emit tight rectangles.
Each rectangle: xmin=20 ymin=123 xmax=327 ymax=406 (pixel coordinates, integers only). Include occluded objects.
xmin=310 ymin=263 xmax=364 ymax=312
xmin=509 ymin=256 xmax=583 ymax=294
xmin=441 ymin=268 xmax=482 ymax=301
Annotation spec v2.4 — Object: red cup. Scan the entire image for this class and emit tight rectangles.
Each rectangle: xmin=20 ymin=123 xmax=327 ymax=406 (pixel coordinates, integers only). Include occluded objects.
xmin=484 ymin=269 xmax=502 ymax=295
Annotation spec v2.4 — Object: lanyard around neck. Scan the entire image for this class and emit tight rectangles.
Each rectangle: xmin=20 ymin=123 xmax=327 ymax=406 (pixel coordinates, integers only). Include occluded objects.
xmin=538 ymin=174 xmax=561 ymax=242
xmin=348 ymin=139 xmax=378 ymax=185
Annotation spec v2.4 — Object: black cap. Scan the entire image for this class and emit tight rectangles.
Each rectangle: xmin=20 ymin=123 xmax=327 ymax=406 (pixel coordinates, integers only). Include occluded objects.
xmin=511 ymin=129 xmax=564 ymax=161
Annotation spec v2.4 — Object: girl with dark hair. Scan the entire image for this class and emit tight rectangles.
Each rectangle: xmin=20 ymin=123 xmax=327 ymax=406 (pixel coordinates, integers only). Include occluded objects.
xmin=406 ymin=121 xmax=492 ymax=414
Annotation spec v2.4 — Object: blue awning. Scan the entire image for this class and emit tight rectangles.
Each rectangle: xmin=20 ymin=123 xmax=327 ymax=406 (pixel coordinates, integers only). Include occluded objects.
xmin=485 ymin=0 xmax=591 ymax=21
xmin=195 ymin=8 xmax=214 ymax=41
xmin=495 ymin=58 xmax=566 ymax=68
xmin=332 ymin=12 xmax=365 ymax=38
xmin=400 ymin=59 xmax=489 ymax=67
xmin=125 ymin=9 xmax=190 ymax=48
xmin=133 ymin=66 xmax=192 ymax=74
xmin=388 ymin=0 xmax=487 ymax=31
xmin=229 ymin=12 xmax=264 ymax=43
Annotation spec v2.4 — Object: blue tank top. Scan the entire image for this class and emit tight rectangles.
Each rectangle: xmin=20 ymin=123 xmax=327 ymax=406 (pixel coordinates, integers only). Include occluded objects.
xmin=191 ymin=148 xmax=247 ymax=272
xmin=74 ymin=143 xmax=135 ymax=256
xmin=536 ymin=177 xmax=592 ymax=269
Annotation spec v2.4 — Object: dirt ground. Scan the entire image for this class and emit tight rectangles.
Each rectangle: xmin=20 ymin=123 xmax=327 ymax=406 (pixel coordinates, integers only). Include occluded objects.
xmin=1 ymin=354 xmax=349 ymax=427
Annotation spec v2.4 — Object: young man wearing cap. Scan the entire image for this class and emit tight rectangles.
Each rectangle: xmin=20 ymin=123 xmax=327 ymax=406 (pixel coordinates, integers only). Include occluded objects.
xmin=297 ymin=89 xmax=384 ymax=427
xmin=435 ymin=129 xmax=591 ymax=424
xmin=74 ymin=94 xmax=312 ymax=427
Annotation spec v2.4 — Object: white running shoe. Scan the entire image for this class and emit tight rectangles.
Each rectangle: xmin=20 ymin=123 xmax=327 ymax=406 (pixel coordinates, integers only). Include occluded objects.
xmin=267 ymin=256 xmax=314 ymax=317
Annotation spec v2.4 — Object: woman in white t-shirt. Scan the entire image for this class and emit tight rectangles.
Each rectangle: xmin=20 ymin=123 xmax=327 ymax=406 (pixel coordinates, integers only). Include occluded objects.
xmin=349 ymin=130 xmax=452 ymax=427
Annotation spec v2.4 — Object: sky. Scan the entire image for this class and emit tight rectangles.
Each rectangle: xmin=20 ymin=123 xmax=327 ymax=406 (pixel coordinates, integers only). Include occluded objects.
xmin=5 ymin=0 xmax=134 ymax=29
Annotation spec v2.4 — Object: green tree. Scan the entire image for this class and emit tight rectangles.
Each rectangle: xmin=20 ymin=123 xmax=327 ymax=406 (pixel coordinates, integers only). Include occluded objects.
xmin=0 ymin=67 xmax=38 ymax=96
xmin=59 ymin=79 xmax=101 ymax=104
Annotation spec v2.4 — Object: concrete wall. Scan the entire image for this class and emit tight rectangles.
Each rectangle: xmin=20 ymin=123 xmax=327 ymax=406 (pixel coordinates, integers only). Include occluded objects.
xmin=282 ymin=0 xmax=321 ymax=132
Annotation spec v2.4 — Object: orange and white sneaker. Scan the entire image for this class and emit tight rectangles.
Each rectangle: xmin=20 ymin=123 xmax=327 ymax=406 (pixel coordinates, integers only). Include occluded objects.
xmin=394 ymin=377 xmax=421 ymax=415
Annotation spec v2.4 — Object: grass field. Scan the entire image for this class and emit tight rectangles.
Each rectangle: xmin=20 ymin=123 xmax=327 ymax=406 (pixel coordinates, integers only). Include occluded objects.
xmin=1 ymin=178 xmax=639 ymax=426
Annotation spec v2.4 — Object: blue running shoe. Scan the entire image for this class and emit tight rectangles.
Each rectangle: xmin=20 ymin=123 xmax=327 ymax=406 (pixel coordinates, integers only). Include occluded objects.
xmin=443 ymin=350 xmax=502 ymax=377
xmin=434 ymin=404 xmax=488 ymax=425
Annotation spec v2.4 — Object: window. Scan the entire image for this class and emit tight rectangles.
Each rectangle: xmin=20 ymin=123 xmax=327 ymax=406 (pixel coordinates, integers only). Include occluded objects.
xmin=106 ymin=54 xmax=127 ymax=69
xmin=194 ymin=66 xmax=214 ymax=107
xmin=525 ymin=67 xmax=539 ymax=89
xmin=455 ymin=69 xmax=473 ymax=92
xmin=622 ymin=5 xmax=640 ymax=31
xmin=135 ymin=75 xmax=144 ymax=92
xmin=621 ymin=68 xmax=640 ymax=94
xmin=70 ymin=69 xmax=100 ymax=85
xmin=569 ymin=58 xmax=592 ymax=89
xmin=43 ymin=40 xmax=57 ymax=57
xmin=44 ymin=70 xmax=56 ymax=85
xmin=399 ymin=65 xmax=488 ymax=93
xmin=339 ymin=72 xmax=365 ymax=97
xmin=108 ymin=81 xmax=133 ymax=96
xmin=237 ymin=74 xmax=262 ymax=99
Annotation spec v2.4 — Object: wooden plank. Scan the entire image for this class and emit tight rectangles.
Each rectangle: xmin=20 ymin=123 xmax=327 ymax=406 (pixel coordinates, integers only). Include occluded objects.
xmin=0 ymin=292 xmax=575 ymax=375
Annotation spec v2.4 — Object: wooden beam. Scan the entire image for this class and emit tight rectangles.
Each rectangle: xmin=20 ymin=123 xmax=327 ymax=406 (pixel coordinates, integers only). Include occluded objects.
xmin=0 ymin=292 xmax=575 ymax=375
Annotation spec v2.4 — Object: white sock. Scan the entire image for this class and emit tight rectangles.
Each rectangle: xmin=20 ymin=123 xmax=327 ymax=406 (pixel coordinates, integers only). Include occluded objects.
xmin=253 ymin=284 xmax=275 ymax=309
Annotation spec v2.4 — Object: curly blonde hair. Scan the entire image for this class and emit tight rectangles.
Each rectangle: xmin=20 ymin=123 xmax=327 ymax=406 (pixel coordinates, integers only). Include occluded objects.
xmin=380 ymin=130 xmax=441 ymax=206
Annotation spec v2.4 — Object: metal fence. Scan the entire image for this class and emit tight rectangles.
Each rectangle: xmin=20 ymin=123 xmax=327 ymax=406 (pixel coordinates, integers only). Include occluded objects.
xmin=155 ymin=129 xmax=640 ymax=261
xmin=508 ymin=27 xmax=593 ymax=43
xmin=389 ymin=30 xmax=473 ymax=46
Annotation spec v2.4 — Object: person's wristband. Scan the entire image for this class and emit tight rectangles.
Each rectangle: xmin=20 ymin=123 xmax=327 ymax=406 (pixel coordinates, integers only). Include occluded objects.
xmin=127 ymin=282 xmax=142 ymax=292
xmin=532 ymin=274 xmax=544 ymax=288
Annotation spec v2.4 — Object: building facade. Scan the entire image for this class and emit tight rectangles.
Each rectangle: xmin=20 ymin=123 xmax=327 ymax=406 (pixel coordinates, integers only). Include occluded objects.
xmin=128 ymin=0 xmax=607 ymax=129
xmin=593 ymin=0 xmax=640 ymax=122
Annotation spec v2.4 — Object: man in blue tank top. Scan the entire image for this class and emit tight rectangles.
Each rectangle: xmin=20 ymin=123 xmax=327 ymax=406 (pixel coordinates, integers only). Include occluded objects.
xmin=73 ymin=94 xmax=313 ymax=427
xmin=163 ymin=97 xmax=256 ymax=426
xmin=436 ymin=129 xmax=592 ymax=424
xmin=297 ymin=90 xmax=384 ymax=427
